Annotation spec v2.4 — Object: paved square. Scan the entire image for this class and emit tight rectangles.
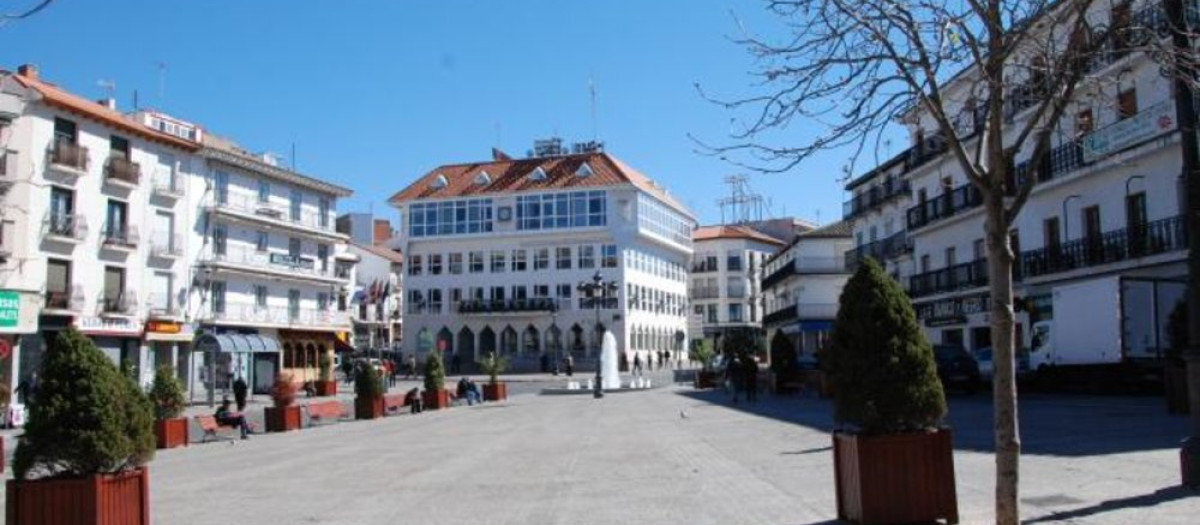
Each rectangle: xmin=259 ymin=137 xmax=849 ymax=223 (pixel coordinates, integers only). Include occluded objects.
xmin=5 ymin=380 xmax=1196 ymax=524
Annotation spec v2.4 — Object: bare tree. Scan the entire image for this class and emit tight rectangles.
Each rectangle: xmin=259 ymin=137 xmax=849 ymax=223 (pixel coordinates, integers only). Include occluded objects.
xmin=0 ymin=0 xmax=54 ymax=27
xmin=700 ymin=1 xmax=1193 ymax=523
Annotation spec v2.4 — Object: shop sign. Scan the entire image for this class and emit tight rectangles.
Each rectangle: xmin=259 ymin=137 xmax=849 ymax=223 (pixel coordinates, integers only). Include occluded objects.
xmin=0 ymin=290 xmax=19 ymax=328
xmin=75 ymin=316 xmax=141 ymax=336
xmin=926 ymin=316 xmax=967 ymax=327
xmin=146 ymin=321 xmax=182 ymax=334
xmin=270 ymin=253 xmax=315 ymax=270
xmin=915 ymin=293 xmax=990 ymax=321
xmin=1081 ymin=100 xmax=1175 ymax=163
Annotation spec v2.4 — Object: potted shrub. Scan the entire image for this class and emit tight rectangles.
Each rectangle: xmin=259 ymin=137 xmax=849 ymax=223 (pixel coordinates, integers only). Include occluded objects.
xmin=769 ymin=332 xmax=797 ymax=394
xmin=264 ymin=374 xmax=302 ymax=432
xmin=825 ymin=259 xmax=957 ymax=525
xmin=1165 ymin=300 xmax=1190 ymax=415
xmin=422 ymin=353 xmax=450 ymax=409
xmin=354 ymin=365 xmax=384 ymax=420
xmin=315 ymin=353 xmax=337 ymax=396
xmin=480 ymin=352 xmax=509 ymax=401
xmin=9 ymin=328 xmax=155 ymax=525
xmin=148 ymin=365 xmax=188 ymax=449
xmin=691 ymin=340 xmax=718 ymax=389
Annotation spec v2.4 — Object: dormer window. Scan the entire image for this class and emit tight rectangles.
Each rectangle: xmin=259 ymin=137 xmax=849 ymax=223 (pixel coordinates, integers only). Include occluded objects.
xmin=529 ymin=167 xmax=548 ymax=181
xmin=431 ymin=174 xmax=448 ymax=190
xmin=575 ymin=162 xmax=594 ymax=177
xmin=474 ymin=171 xmax=491 ymax=185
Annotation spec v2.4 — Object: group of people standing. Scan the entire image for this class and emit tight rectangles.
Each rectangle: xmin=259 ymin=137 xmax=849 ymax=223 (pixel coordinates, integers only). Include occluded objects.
xmin=629 ymin=350 xmax=675 ymax=376
xmin=724 ymin=353 xmax=759 ymax=403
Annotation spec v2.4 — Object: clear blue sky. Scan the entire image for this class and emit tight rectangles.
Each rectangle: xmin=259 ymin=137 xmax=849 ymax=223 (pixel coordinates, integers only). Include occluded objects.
xmin=1 ymin=0 xmax=892 ymax=227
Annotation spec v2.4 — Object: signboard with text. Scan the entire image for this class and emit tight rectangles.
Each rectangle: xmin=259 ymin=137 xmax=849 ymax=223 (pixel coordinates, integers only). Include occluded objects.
xmin=0 ymin=290 xmax=18 ymax=328
xmin=1081 ymin=100 xmax=1175 ymax=163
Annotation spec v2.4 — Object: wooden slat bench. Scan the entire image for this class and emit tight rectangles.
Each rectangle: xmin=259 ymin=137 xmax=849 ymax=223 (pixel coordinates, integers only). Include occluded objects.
xmin=382 ymin=394 xmax=406 ymax=415
xmin=194 ymin=415 xmax=238 ymax=443
xmin=304 ymin=400 xmax=347 ymax=426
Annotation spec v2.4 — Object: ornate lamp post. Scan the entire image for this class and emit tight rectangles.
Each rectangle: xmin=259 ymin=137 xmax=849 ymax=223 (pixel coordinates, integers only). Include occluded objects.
xmin=578 ymin=271 xmax=619 ymax=398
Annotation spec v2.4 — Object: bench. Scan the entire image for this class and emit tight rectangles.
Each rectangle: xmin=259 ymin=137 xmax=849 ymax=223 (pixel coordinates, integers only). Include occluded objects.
xmin=194 ymin=415 xmax=238 ymax=443
xmin=382 ymin=394 xmax=406 ymax=415
xmin=304 ymin=400 xmax=347 ymax=426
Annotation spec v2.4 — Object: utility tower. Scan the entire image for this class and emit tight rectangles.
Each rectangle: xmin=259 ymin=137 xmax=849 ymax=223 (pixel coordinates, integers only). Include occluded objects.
xmin=717 ymin=175 xmax=769 ymax=225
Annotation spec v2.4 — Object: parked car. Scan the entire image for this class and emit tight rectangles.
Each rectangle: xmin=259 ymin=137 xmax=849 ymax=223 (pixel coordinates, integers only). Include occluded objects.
xmin=932 ymin=344 xmax=982 ymax=394
xmin=974 ymin=347 xmax=1031 ymax=383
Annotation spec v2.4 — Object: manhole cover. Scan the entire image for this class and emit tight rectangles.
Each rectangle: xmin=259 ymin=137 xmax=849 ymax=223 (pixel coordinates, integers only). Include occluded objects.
xmin=1022 ymin=494 xmax=1086 ymax=508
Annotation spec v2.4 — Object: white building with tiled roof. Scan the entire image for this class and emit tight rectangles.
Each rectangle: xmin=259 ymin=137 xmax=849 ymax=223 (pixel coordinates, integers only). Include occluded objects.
xmin=687 ymin=224 xmax=790 ymax=349
xmin=761 ymin=221 xmax=853 ymax=362
xmin=387 ymin=145 xmax=696 ymax=371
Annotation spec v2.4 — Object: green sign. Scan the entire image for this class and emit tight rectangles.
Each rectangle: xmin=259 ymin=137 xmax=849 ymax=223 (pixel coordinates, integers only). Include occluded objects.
xmin=0 ymin=290 xmax=19 ymax=328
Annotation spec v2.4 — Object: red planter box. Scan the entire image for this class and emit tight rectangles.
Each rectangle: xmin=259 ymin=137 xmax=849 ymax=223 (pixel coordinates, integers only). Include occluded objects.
xmin=314 ymin=380 xmax=338 ymax=397
xmin=265 ymin=406 xmax=303 ymax=432
xmin=833 ymin=429 xmax=959 ymax=525
xmin=482 ymin=383 xmax=507 ymax=401
xmin=355 ymin=396 xmax=384 ymax=420
xmin=423 ymin=389 xmax=450 ymax=410
xmin=154 ymin=418 xmax=189 ymax=449
xmin=694 ymin=370 xmax=719 ymax=389
xmin=7 ymin=468 xmax=149 ymax=525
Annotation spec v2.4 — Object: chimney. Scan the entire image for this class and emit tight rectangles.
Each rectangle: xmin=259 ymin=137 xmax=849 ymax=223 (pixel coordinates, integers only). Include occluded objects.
xmin=97 ymin=98 xmax=116 ymax=111
xmin=16 ymin=64 xmax=38 ymax=80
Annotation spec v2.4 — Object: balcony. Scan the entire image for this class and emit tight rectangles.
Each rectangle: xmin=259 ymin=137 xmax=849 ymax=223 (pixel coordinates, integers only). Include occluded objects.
xmin=763 ymin=304 xmax=797 ymax=325
xmin=845 ymin=231 xmax=911 ymax=271
xmin=691 ymin=261 xmax=719 ymax=274
xmin=44 ymin=286 xmax=84 ymax=312
xmin=577 ymin=297 xmax=619 ymax=310
xmin=206 ymin=193 xmax=337 ymax=237
xmin=46 ymin=139 xmax=88 ymax=176
xmin=843 ymin=178 xmax=912 ymax=219
xmin=103 ymin=156 xmax=141 ymax=189
xmin=457 ymin=298 xmax=559 ymax=315
xmin=99 ymin=290 xmax=138 ymax=316
xmin=203 ymin=303 xmax=349 ymax=329
xmin=101 ymin=223 xmax=139 ymax=251
xmin=149 ymin=232 xmax=183 ymax=259
xmin=151 ymin=170 xmax=184 ymax=199
xmin=906 ymin=183 xmax=983 ymax=230
xmin=1019 ymin=215 xmax=1187 ymax=280
xmin=200 ymin=243 xmax=345 ymax=284
xmin=908 ymin=259 xmax=989 ymax=298
xmin=146 ymin=294 xmax=182 ymax=319
xmin=726 ymin=286 xmax=747 ymax=299
xmin=42 ymin=213 xmax=88 ymax=243
xmin=690 ymin=286 xmax=720 ymax=300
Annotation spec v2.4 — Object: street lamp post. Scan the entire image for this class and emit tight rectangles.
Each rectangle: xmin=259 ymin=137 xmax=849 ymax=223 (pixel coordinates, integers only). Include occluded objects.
xmin=551 ymin=309 xmax=559 ymax=376
xmin=578 ymin=271 xmax=618 ymax=399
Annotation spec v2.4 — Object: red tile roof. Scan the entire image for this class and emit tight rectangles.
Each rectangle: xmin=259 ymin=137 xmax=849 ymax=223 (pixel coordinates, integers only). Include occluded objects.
xmin=387 ymin=152 xmax=693 ymax=218
xmin=352 ymin=242 xmax=404 ymax=264
xmin=6 ymin=66 xmax=199 ymax=150
xmin=692 ymin=225 xmax=786 ymax=246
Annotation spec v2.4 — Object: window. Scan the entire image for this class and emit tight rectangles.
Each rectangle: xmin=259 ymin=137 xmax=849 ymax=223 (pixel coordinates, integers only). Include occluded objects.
xmin=318 ymin=292 xmax=329 ymax=311
xmin=289 ymin=237 xmax=301 ymax=258
xmin=290 ymin=189 xmax=302 ymax=221
xmin=317 ymin=244 xmax=329 ymax=272
xmin=429 ymin=289 xmax=443 ymax=314
xmin=490 ymin=250 xmax=506 ymax=273
xmin=254 ymin=285 xmax=268 ymax=308
xmin=449 ymin=253 xmax=463 ymax=274
xmin=49 ymin=187 xmax=74 ymax=235
xmin=211 ymin=281 xmax=226 ymax=314
xmin=469 ymin=251 xmax=484 ymax=273
xmin=104 ymin=200 xmax=128 ymax=243
xmin=512 ymin=285 xmax=528 ymax=300
xmin=556 ymin=247 xmax=572 ymax=269
xmin=408 ymin=254 xmax=423 ymax=276
xmin=534 ymin=248 xmax=550 ymax=270
xmin=601 ymin=245 xmax=618 ymax=268
xmin=516 ymin=190 xmax=606 ymax=230
xmin=726 ymin=251 xmax=743 ymax=272
xmin=408 ymin=290 xmax=425 ymax=314
xmin=450 ymin=288 xmax=463 ymax=303
xmin=47 ymin=258 xmax=71 ymax=308
xmin=945 ymin=247 xmax=956 ymax=267
xmin=706 ymin=304 xmax=718 ymax=324
xmin=1126 ymin=192 xmax=1147 ymax=229
xmin=258 ymin=180 xmax=270 ymax=203
xmin=1082 ymin=206 xmax=1101 ymax=241
xmin=637 ymin=193 xmax=691 ymax=245
xmin=215 ymin=170 xmax=229 ymax=205
xmin=556 ymin=284 xmax=572 ymax=300
xmin=151 ymin=272 xmax=173 ymax=313
xmin=1044 ymin=217 xmax=1061 ymax=247
xmin=256 ymin=231 xmax=269 ymax=252
xmin=288 ymin=289 xmax=301 ymax=320
xmin=213 ymin=224 xmax=227 ymax=256
xmin=1076 ymin=109 xmax=1094 ymax=136
xmin=490 ymin=286 xmax=505 ymax=301
xmin=973 ymin=239 xmax=986 ymax=260
xmin=109 ymin=135 xmax=130 ymax=159
xmin=729 ymin=304 xmax=744 ymax=323
xmin=534 ymin=284 xmax=549 ymax=297
xmin=920 ymin=254 xmax=931 ymax=273
xmin=578 ymin=245 xmax=595 ymax=269
xmin=430 ymin=254 xmax=443 ymax=275
xmin=318 ymin=198 xmax=330 ymax=228
xmin=1117 ymin=88 xmax=1137 ymax=120
xmin=511 ymin=249 xmax=528 ymax=272
xmin=53 ymin=117 xmax=77 ymax=143
xmin=408 ymin=198 xmax=494 ymax=237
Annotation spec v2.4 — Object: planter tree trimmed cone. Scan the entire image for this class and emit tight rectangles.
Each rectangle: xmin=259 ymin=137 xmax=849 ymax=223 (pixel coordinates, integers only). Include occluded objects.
xmin=481 ymin=351 xmax=509 ymax=401
xmin=264 ymin=374 xmax=302 ymax=432
xmin=691 ymin=340 xmax=718 ymax=389
xmin=825 ymin=258 xmax=957 ymax=525
xmin=148 ymin=365 xmax=188 ymax=449
xmin=423 ymin=352 xmax=450 ymax=409
xmin=354 ymin=365 xmax=384 ymax=420
xmin=9 ymin=327 xmax=155 ymax=525
xmin=315 ymin=352 xmax=337 ymax=397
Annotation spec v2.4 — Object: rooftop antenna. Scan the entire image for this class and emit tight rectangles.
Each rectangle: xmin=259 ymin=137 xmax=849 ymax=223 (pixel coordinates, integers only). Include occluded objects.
xmin=815 ymin=209 xmax=821 ymax=226
xmin=589 ymin=77 xmax=598 ymax=142
xmin=716 ymin=175 xmax=769 ymax=225
xmin=291 ymin=142 xmax=297 ymax=171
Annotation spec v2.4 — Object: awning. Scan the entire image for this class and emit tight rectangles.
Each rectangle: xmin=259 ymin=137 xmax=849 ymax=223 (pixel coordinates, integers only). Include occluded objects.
xmin=334 ymin=337 xmax=355 ymax=353
xmin=194 ymin=333 xmax=281 ymax=354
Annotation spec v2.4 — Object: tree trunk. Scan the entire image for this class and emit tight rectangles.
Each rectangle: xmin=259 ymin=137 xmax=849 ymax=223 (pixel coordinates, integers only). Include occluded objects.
xmin=985 ymin=195 xmax=1020 ymax=525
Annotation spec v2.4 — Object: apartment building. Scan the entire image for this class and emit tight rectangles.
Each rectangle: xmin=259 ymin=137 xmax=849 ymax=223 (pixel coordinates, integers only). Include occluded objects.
xmin=761 ymin=222 xmax=853 ymax=361
xmin=346 ymin=241 xmax=403 ymax=355
xmin=388 ymin=145 xmax=695 ymax=371
xmin=688 ymin=225 xmax=787 ymax=347
xmin=844 ymin=0 xmax=1189 ymax=354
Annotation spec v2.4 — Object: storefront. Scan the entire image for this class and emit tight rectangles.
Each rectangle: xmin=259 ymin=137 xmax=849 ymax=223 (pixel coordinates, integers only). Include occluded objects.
xmin=76 ymin=315 xmax=145 ymax=383
xmin=1 ymin=289 xmax=39 ymax=428
xmin=143 ymin=320 xmax=199 ymax=399
xmin=278 ymin=330 xmax=339 ymax=385
xmin=194 ymin=332 xmax=281 ymax=405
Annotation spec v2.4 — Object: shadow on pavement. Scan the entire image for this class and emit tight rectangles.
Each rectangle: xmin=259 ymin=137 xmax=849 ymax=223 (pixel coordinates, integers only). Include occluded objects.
xmin=677 ymin=387 xmax=1189 ymax=457
xmin=1022 ymin=486 xmax=1195 ymax=524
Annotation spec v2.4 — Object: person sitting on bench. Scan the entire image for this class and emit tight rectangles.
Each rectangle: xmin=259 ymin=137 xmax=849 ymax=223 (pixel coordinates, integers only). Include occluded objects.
xmin=405 ymin=387 xmax=424 ymax=414
xmin=456 ymin=377 xmax=481 ymax=406
xmin=215 ymin=397 xmax=253 ymax=439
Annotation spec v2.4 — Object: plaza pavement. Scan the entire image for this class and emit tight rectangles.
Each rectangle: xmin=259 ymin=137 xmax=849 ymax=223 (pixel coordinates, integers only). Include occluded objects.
xmin=2 ymin=372 xmax=1197 ymax=524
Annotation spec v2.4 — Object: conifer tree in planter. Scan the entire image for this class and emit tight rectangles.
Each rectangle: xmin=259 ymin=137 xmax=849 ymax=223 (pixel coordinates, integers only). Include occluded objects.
xmin=9 ymin=328 xmax=155 ymax=525
xmin=1165 ymin=300 xmax=1190 ymax=415
xmin=825 ymin=259 xmax=957 ymax=525
xmin=315 ymin=352 xmax=337 ymax=396
xmin=423 ymin=352 xmax=450 ymax=409
xmin=148 ymin=365 xmax=188 ymax=449
xmin=692 ymin=340 xmax=717 ymax=388
xmin=354 ymin=365 xmax=384 ymax=420
xmin=264 ymin=374 xmax=302 ymax=432
xmin=480 ymin=352 xmax=509 ymax=401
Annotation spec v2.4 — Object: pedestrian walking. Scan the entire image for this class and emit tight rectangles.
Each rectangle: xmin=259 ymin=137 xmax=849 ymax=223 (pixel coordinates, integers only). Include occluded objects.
xmin=726 ymin=354 xmax=743 ymax=403
xmin=633 ymin=353 xmax=643 ymax=376
xmin=406 ymin=354 xmax=417 ymax=379
xmin=742 ymin=354 xmax=758 ymax=403
xmin=565 ymin=354 xmax=574 ymax=377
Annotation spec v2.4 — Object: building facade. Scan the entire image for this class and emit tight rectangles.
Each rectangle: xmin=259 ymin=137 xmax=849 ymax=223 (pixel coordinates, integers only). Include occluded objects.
xmin=762 ymin=222 xmax=853 ymax=362
xmin=388 ymin=148 xmax=695 ymax=371
xmin=346 ymin=241 xmax=403 ymax=356
xmin=688 ymin=225 xmax=787 ymax=348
